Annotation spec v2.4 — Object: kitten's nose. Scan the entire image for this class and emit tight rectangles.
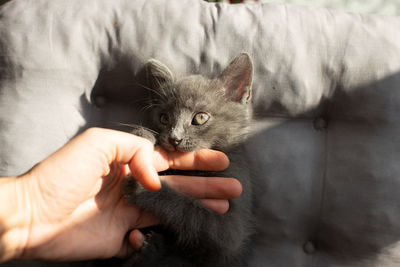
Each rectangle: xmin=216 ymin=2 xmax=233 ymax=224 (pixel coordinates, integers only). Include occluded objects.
xmin=168 ymin=137 xmax=182 ymax=147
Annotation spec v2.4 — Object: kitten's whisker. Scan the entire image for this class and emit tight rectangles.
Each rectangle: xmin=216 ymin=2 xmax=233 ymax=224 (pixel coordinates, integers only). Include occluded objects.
xmin=129 ymin=125 xmax=159 ymax=135
xmin=154 ymin=77 xmax=164 ymax=90
xmin=109 ymin=121 xmax=139 ymax=128
xmin=153 ymin=79 xmax=170 ymax=100
xmin=135 ymin=82 xmax=166 ymax=100
xmin=140 ymin=102 xmax=162 ymax=112
xmin=111 ymin=122 xmax=160 ymax=135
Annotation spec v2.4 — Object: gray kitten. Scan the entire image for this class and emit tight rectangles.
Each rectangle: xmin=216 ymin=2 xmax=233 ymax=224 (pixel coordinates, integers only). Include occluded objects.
xmin=123 ymin=53 xmax=254 ymax=267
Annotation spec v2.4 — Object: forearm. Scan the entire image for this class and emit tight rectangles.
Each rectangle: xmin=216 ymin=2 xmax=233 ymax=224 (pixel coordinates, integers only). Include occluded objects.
xmin=0 ymin=177 xmax=31 ymax=262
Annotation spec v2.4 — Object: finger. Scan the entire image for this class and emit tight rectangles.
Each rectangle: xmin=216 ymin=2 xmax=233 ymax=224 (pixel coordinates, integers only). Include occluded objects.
xmin=199 ymin=199 xmax=229 ymax=214
xmin=129 ymin=229 xmax=145 ymax=251
xmin=153 ymin=147 xmax=230 ymax=172
xmin=128 ymin=143 xmax=161 ymax=191
xmin=161 ymin=176 xmax=242 ymax=199
xmin=117 ymin=229 xmax=146 ymax=258
xmin=79 ymin=128 xmax=161 ymax=191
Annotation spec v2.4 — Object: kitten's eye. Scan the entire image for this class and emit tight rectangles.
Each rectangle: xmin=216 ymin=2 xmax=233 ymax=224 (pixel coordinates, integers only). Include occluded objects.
xmin=160 ymin=113 xmax=169 ymax=125
xmin=192 ymin=112 xmax=210 ymax=125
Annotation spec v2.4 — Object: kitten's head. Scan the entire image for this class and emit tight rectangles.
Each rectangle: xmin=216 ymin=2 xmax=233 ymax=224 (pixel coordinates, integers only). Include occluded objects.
xmin=144 ymin=53 xmax=253 ymax=152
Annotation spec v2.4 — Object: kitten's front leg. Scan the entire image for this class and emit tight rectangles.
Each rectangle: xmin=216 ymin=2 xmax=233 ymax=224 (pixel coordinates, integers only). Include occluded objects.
xmin=129 ymin=125 xmax=157 ymax=145
xmin=125 ymin=180 xmax=245 ymax=256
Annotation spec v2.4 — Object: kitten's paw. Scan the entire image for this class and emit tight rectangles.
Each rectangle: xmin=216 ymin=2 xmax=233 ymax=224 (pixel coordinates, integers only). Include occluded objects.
xmin=136 ymin=230 xmax=156 ymax=251
xmin=122 ymin=176 xmax=148 ymax=205
xmin=126 ymin=230 xmax=168 ymax=267
xmin=130 ymin=126 xmax=157 ymax=144
xmin=121 ymin=176 xmax=137 ymax=199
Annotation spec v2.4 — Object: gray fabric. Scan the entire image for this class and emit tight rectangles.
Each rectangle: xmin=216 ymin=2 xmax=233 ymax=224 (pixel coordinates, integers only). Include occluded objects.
xmin=1 ymin=0 xmax=400 ymax=266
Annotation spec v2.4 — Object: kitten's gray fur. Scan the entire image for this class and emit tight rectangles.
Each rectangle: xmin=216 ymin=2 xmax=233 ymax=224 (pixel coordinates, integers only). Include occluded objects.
xmin=123 ymin=53 xmax=254 ymax=267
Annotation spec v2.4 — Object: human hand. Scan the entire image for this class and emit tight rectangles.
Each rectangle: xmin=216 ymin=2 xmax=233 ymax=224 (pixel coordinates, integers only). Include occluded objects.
xmin=0 ymin=128 xmax=242 ymax=262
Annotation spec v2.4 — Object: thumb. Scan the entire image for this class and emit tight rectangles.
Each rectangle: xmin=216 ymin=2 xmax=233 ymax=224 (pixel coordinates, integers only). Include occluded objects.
xmin=79 ymin=128 xmax=162 ymax=191
xmin=127 ymin=138 xmax=161 ymax=191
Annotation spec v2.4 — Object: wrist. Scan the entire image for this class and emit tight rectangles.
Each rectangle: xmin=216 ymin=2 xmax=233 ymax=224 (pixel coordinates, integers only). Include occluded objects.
xmin=0 ymin=176 xmax=32 ymax=262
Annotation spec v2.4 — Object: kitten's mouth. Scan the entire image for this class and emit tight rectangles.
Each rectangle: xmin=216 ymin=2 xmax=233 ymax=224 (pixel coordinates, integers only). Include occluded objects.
xmin=162 ymin=142 xmax=195 ymax=152
xmin=169 ymin=146 xmax=193 ymax=152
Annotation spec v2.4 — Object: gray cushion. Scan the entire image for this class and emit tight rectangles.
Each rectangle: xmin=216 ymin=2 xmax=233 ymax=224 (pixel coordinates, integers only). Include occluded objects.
xmin=1 ymin=0 xmax=400 ymax=266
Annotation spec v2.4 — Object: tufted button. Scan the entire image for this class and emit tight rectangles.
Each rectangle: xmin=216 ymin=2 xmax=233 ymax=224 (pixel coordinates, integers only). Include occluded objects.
xmin=303 ymin=241 xmax=316 ymax=254
xmin=313 ymin=117 xmax=328 ymax=131
xmin=93 ymin=95 xmax=107 ymax=107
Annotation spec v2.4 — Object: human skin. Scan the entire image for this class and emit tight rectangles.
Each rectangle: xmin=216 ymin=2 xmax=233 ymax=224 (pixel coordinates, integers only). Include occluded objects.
xmin=0 ymin=128 xmax=242 ymax=262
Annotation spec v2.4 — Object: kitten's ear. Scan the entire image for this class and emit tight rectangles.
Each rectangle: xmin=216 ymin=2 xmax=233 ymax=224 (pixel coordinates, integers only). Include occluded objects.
xmin=218 ymin=53 xmax=253 ymax=104
xmin=145 ymin=59 xmax=175 ymax=88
